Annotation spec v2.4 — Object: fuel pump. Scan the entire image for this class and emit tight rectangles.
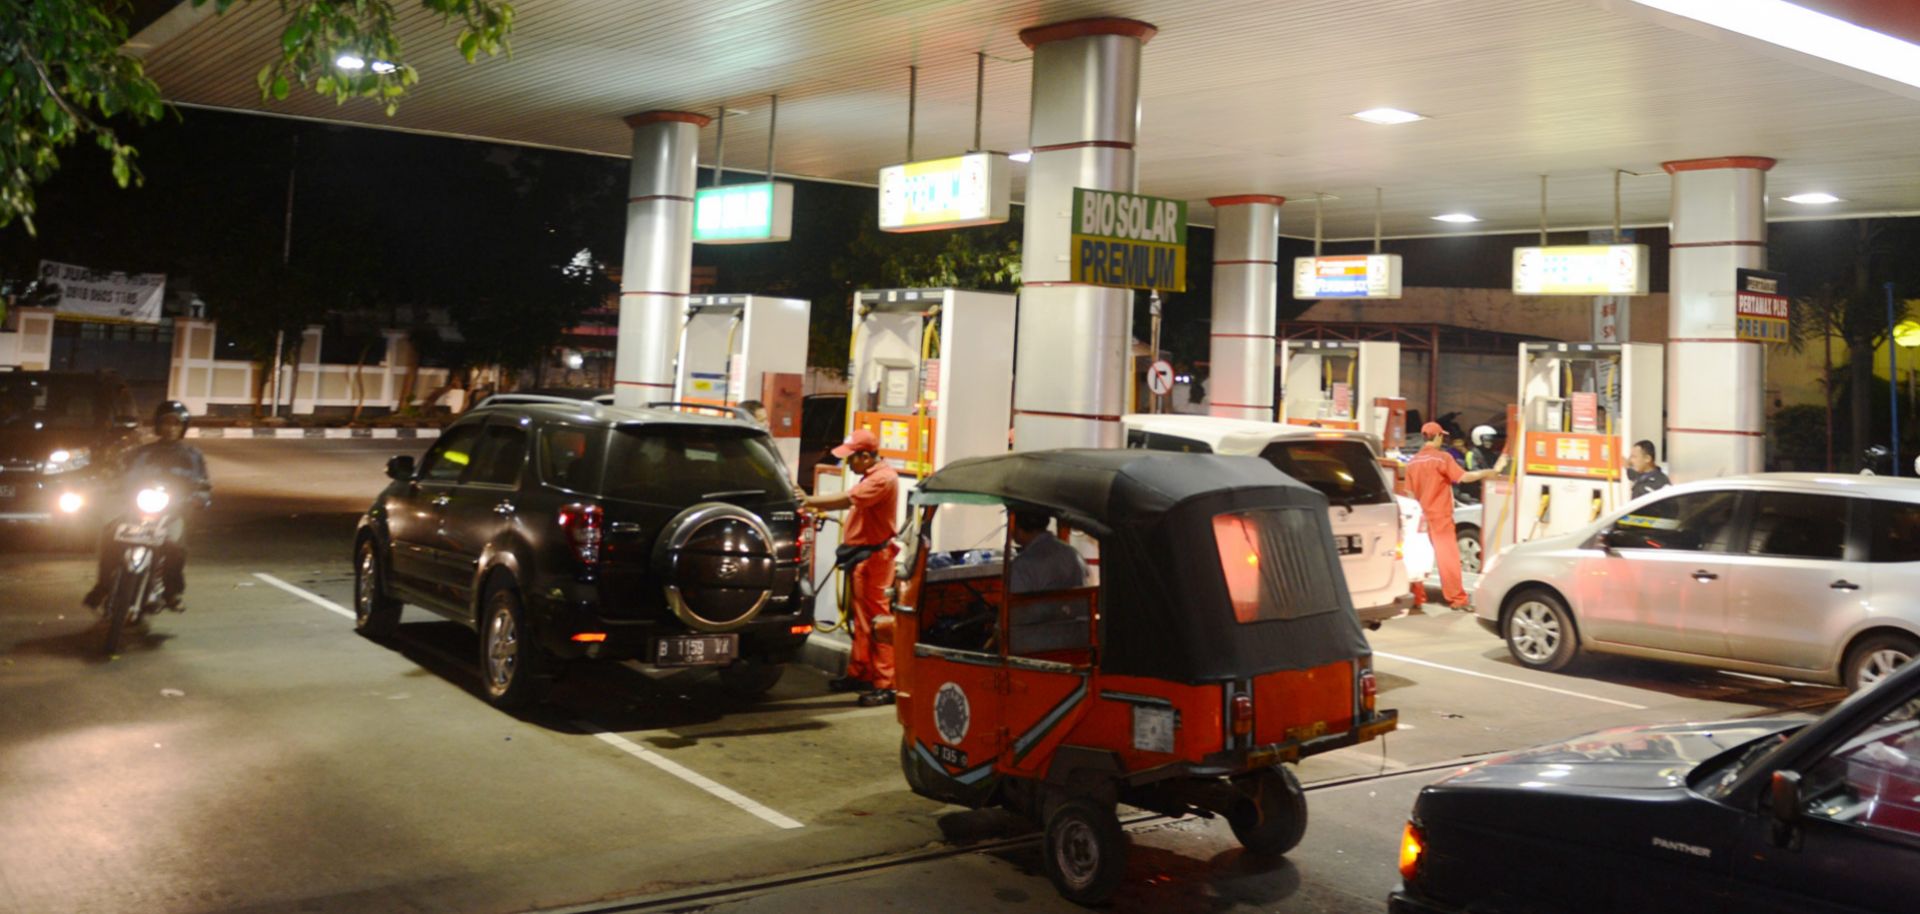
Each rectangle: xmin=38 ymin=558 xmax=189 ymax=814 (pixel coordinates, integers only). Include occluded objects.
xmin=1486 ymin=342 xmax=1663 ymax=550
xmin=810 ymin=287 xmax=1016 ymax=626
xmin=1279 ymin=339 xmax=1401 ymax=440
xmin=672 ymin=294 xmax=810 ymax=470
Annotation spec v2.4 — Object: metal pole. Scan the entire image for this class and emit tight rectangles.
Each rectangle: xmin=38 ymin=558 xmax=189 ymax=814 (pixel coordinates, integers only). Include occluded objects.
xmin=1538 ymin=174 xmax=1548 ymax=246
xmin=713 ymin=106 xmax=726 ymax=186
xmin=973 ymin=52 xmax=985 ymax=152
xmin=271 ymin=133 xmax=298 ymax=419
xmin=907 ymin=65 xmax=919 ymax=161
xmin=1612 ymin=169 xmax=1623 ymax=243
xmin=765 ymin=95 xmax=778 ymax=181
xmin=1373 ymin=187 xmax=1383 ymax=254
xmin=1149 ymin=290 xmax=1163 ymax=413
xmin=1825 ymin=322 xmax=1834 ymax=472
xmin=1313 ymin=194 xmax=1323 ymax=257
xmin=1890 ymin=281 xmax=1901 ymax=474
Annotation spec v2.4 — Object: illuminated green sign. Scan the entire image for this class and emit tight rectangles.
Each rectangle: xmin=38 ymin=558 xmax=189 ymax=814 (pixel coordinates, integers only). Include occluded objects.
xmin=1069 ymin=188 xmax=1187 ymax=292
xmin=693 ymin=182 xmax=794 ymax=244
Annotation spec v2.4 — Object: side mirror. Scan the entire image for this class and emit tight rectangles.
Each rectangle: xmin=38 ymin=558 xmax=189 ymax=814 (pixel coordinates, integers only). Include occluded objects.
xmin=1596 ymin=526 xmax=1630 ymax=553
xmin=1769 ymin=770 xmax=1804 ymax=848
xmin=386 ymin=455 xmax=416 ymax=481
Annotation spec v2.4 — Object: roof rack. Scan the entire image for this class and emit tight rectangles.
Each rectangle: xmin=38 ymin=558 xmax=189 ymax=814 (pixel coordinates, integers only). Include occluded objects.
xmin=474 ymin=393 xmax=603 ymax=409
xmin=647 ymin=401 xmax=754 ymax=422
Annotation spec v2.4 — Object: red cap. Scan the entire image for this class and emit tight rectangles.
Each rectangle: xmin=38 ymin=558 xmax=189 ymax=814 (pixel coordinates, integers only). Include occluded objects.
xmin=832 ymin=428 xmax=880 ymax=458
xmin=1421 ymin=421 xmax=1445 ymax=438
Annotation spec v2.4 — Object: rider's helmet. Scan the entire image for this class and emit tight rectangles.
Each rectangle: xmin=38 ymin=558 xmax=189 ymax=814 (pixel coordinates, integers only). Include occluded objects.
xmin=1471 ymin=424 xmax=1497 ymax=447
xmin=152 ymin=400 xmax=190 ymax=440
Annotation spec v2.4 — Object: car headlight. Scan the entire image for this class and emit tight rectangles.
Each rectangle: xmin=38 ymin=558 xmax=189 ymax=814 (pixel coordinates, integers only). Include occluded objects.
xmin=57 ymin=492 xmax=85 ymax=514
xmin=42 ymin=447 xmax=91 ymax=475
xmin=136 ymin=487 xmax=171 ymax=515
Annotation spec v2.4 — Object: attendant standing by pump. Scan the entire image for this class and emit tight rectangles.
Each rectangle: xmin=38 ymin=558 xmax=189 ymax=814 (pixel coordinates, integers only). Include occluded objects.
xmin=802 ymin=429 xmax=900 ymax=706
xmin=1408 ymin=421 xmax=1506 ymax=610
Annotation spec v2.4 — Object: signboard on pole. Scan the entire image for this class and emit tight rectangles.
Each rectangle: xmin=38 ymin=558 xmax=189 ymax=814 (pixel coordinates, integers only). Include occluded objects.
xmin=1735 ymin=268 xmax=1790 ymax=344
xmin=1146 ymin=360 xmax=1174 ymax=396
xmin=1292 ymin=255 xmax=1403 ymax=300
xmin=1512 ymin=244 xmax=1650 ymax=296
xmin=878 ymin=152 xmax=1011 ymax=232
xmin=693 ymin=182 xmax=794 ymax=244
xmin=1070 ymin=188 xmax=1187 ymax=292
xmin=37 ymin=259 xmax=165 ymax=324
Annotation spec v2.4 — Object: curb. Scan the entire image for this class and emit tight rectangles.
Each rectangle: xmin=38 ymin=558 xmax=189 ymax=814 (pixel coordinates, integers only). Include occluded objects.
xmin=186 ymin=427 xmax=441 ymax=440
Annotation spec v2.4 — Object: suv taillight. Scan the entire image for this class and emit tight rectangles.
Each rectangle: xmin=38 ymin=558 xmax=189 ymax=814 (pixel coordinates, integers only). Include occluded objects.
xmin=557 ymin=503 xmax=603 ymax=565
xmin=1361 ymin=666 xmax=1378 ymax=715
xmin=1231 ymin=694 xmax=1253 ymax=736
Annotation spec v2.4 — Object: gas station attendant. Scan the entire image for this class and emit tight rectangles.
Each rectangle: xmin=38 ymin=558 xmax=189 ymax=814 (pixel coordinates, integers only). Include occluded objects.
xmin=802 ymin=428 xmax=900 ymax=706
xmin=1408 ymin=420 xmax=1507 ymax=610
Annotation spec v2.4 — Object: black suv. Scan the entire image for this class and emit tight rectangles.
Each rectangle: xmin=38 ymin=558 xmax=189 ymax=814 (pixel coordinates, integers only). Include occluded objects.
xmin=0 ymin=371 xmax=142 ymax=538
xmin=353 ymin=398 xmax=810 ymax=709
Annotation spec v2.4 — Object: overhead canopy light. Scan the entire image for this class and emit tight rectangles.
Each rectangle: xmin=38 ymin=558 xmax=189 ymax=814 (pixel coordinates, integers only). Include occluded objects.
xmin=1432 ymin=213 xmax=1480 ymax=223
xmin=1784 ymin=191 xmax=1842 ymax=204
xmin=1008 ymin=150 xmax=1033 ymax=163
xmin=1351 ymin=107 xmax=1425 ymax=125
xmin=1627 ymin=0 xmax=1920 ymax=89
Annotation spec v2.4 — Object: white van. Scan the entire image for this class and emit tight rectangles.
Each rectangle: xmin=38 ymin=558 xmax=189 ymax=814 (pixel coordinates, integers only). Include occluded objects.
xmin=1123 ymin=414 xmax=1416 ymax=627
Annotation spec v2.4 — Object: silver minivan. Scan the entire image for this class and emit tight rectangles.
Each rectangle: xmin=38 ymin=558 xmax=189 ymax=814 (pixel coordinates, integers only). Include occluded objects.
xmin=1473 ymin=474 xmax=1920 ymax=691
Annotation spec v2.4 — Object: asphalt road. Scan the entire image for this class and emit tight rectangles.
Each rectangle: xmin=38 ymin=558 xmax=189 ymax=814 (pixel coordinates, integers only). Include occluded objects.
xmin=0 ymin=438 xmax=1846 ymax=914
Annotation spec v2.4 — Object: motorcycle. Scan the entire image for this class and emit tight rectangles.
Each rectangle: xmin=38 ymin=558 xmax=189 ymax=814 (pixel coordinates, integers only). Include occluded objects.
xmin=1857 ymin=444 xmax=1920 ymax=477
xmin=98 ymin=481 xmax=184 ymax=655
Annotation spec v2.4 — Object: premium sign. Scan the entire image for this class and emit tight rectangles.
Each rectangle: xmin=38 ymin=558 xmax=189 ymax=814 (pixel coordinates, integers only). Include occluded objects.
xmin=37 ymin=259 xmax=165 ymax=324
xmin=1735 ymin=268 xmax=1790 ymax=344
xmin=1292 ymin=254 xmax=1404 ymax=299
xmin=878 ymin=152 xmax=1011 ymax=232
xmin=1512 ymin=244 xmax=1650 ymax=296
xmin=693 ymin=182 xmax=794 ymax=244
xmin=1070 ymin=188 xmax=1187 ymax=292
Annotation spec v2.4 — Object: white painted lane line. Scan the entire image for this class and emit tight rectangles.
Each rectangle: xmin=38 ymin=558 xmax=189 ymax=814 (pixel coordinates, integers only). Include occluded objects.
xmin=577 ymin=722 xmax=804 ymax=830
xmin=1375 ymin=651 xmax=1648 ymax=710
xmin=253 ymin=572 xmax=355 ymax=621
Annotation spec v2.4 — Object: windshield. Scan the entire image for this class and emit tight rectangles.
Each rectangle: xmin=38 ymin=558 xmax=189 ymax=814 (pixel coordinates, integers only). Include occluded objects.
xmin=1259 ymin=439 xmax=1390 ymax=506
xmin=598 ymin=426 xmax=790 ymax=504
xmin=0 ymin=376 xmax=99 ymax=431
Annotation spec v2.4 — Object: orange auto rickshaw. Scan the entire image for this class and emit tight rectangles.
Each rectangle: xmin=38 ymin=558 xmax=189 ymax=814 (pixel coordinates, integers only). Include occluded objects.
xmin=892 ymin=449 xmax=1398 ymax=904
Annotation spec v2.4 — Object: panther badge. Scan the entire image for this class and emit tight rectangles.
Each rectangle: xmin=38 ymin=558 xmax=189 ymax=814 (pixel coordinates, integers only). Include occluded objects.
xmin=934 ymin=682 xmax=970 ymax=745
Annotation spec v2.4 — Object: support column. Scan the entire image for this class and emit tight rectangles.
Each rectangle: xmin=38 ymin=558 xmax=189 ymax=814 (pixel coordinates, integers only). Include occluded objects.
xmin=1664 ymin=156 xmax=1774 ymax=481
xmin=614 ymin=111 xmax=709 ymax=408
xmin=1206 ymin=195 xmax=1283 ymax=421
xmin=1012 ymin=17 xmax=1155 ymax=451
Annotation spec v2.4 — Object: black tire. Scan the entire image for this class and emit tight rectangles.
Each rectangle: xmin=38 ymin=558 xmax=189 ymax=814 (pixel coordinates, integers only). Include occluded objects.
xmin=103 ymin=567 xmax=142 ymax=656
xmin=717 ymin=656 xmax=785 ymax=699
xmin=1503 ymin=588 xmax=1579 ymax=672
xmin=1228 ymin=765 xmax=1309 ymax=856
xmin=1457 ymin=526 xmax=1483 ymax=575
xmin=1843 ymin=632 xmax=1919 ymax=692
xmin=1042 ymin=796 xmax=1127 ymax=906
xmin=478 ymin=584 xmax=549 ymax=710
xmin=354 ymin=539 xmax=401 ymax=640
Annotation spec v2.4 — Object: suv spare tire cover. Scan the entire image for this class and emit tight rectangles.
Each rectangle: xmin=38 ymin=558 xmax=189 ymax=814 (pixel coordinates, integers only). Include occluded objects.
xmin=653 ymin=502 xmax=777 ymax=632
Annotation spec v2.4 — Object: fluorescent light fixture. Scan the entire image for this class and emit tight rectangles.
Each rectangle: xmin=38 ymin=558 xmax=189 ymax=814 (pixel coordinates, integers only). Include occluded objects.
xmin=1784 ymin=191 xmax=1842 ymax=204
xmin=1432 ymin=213 xmax=1480 ymax=223
xmin=1009 ymin=150 xmax=1033 ymax=163
xmin=335 ymin=54 xmax=366 ymax=70
xmin=1627 ymin=0 xmax=1920 ymax=89
xmin=370 ymin=60 xmax=397 ymax=75
xmin=1351 ymin=107 xmax=1425 ymax=125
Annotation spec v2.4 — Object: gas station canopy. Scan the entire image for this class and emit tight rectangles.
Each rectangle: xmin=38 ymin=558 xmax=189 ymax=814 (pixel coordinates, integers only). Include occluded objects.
xmin=129 ymin=0 xmax=1920 ymax=237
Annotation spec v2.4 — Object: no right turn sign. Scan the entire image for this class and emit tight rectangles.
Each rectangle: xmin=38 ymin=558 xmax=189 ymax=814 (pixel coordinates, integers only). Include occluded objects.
xmin=1147 ymin=360 xmax=1174 ymax=396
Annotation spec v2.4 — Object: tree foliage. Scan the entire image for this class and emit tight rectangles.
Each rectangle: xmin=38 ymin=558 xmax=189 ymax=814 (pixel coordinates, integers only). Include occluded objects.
xmin=0 ymin=0 xmax=515 ymax=233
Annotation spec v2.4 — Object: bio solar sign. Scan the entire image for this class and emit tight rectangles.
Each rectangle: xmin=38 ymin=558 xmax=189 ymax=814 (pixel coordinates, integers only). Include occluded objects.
xmin=693 ymin=182 xmax=794 ymax=244
xmin=1735 ymin=268 xmax=1790 ymax=344
xmin=1512 ymin=244 xmax=1649 ymax=296
xmin=878 ymin=153 xmax=1011 ymax=232
xmin=1292 ymin=254 xmax=1404 ymax=300
xmin=1070 ymin=188 xmax=1187 ymax=292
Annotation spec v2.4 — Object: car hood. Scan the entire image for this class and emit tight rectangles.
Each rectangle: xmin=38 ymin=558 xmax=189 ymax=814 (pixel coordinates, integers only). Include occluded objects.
xmin=1434 ymin=719 xmax=1806 ymax=792
xmin=0 ymin=427 xmax=101 ymax=463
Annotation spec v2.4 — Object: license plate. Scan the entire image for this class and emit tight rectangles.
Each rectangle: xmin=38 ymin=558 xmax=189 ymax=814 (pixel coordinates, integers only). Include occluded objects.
xmin=0 ymin=484 xmax=14 ymax=499
xmin=931 ymin=743 xmax=968 ymax=768
xmin=1336 ymin=534 xmax=1364 ymax=555
xmin=652 ymin=634 xmax=737 ymax=667
xmin=114 ymin=523 xmax=167 ymax=546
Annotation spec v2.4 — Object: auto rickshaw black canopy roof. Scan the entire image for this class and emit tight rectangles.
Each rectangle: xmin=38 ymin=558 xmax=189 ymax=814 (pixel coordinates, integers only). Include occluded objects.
xmin=915 ymin=450 xmax=1372 ymax=683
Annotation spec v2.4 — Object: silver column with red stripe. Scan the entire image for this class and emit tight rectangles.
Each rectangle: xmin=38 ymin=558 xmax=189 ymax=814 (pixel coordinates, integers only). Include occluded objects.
xmin=1012 ymin=18 xmax=1154 ymax=451
xmin=614 ymin=111 xmax=708 ymax=408
xmin=1664 ymin=156 xmax=1773 ymax=480
xmin=1207 ymin=195 xmax=1284 ymax=422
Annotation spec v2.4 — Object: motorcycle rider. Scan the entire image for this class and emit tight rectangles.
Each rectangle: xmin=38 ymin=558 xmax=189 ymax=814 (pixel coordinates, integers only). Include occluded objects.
xmin=83 ymin=401 xmax=211 ymax=612
xmin=1455 ymin=425 xmax=1501 ymax=505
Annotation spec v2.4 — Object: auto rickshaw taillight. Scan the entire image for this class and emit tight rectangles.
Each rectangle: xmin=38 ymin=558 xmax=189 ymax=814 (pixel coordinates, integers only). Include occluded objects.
xmin=1361 ymin=668 xmax=1378 ymax=714
xmin=1231 ymin=694 xmax=1253 ymax=736
xmin=557 ymin=503 xmax=604 ymax=565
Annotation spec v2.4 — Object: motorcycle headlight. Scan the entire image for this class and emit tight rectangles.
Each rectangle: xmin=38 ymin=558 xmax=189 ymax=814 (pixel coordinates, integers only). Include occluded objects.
xmin=42 ymin=447 xmax=91 ymax=475
xmin=136 ymin=487 xmax=171 ymax=515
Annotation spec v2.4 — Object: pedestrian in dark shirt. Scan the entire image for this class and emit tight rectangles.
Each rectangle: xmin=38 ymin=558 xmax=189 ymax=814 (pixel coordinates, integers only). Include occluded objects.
xmin=1628 ymin=439 xmax=1670 ymax=499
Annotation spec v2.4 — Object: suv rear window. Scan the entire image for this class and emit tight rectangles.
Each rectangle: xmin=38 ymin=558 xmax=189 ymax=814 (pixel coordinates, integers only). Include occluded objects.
xmin=1258 ymin=440 xmax=1389 ymax=506
xmin=583 ymin=426 xmax=789 ymax=504
xmin=1212 ymin=508 xmax=1341 ymax=623
xmin=0 ymin=376 xmax=98 ymax=430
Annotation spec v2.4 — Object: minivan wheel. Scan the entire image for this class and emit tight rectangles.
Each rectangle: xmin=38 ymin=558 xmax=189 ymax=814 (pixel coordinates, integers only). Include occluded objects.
xmin=1844 ymin=633 xmax=1918 ymax=692
xmin=1457 ymin=526 xmax=1483 ymax=575
xmin=1505 ymin=589 xmax=1579 ymax=672
xmin=354 ymin=539 xmax=401 ymax=640
xmin=480 ymin=585 xmax=549 ymax=710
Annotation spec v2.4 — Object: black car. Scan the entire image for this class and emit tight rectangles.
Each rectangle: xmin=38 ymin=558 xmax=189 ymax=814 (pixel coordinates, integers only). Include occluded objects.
xmin=1392 ymin=660 xmax=1920 ymax=913
xmin=353 ymin=398 xmax=811 ymax=709
xmin=0 ymin=371 xmax=142 ymax=538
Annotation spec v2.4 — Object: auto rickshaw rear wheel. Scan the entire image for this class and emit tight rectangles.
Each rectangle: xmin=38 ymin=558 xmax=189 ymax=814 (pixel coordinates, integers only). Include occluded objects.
xmin=1042 ymin=796 xmax=1126 ymax=905
xmin=1228 ymin=765 xmax=1308 ymax=856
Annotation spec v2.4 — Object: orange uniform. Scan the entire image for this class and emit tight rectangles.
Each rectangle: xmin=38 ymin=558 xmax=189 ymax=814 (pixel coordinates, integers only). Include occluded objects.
xmin=1407 ymin=444 xmax=1469 ymax=608
xmin=844 ymin=461 xmax=899 ymax=689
